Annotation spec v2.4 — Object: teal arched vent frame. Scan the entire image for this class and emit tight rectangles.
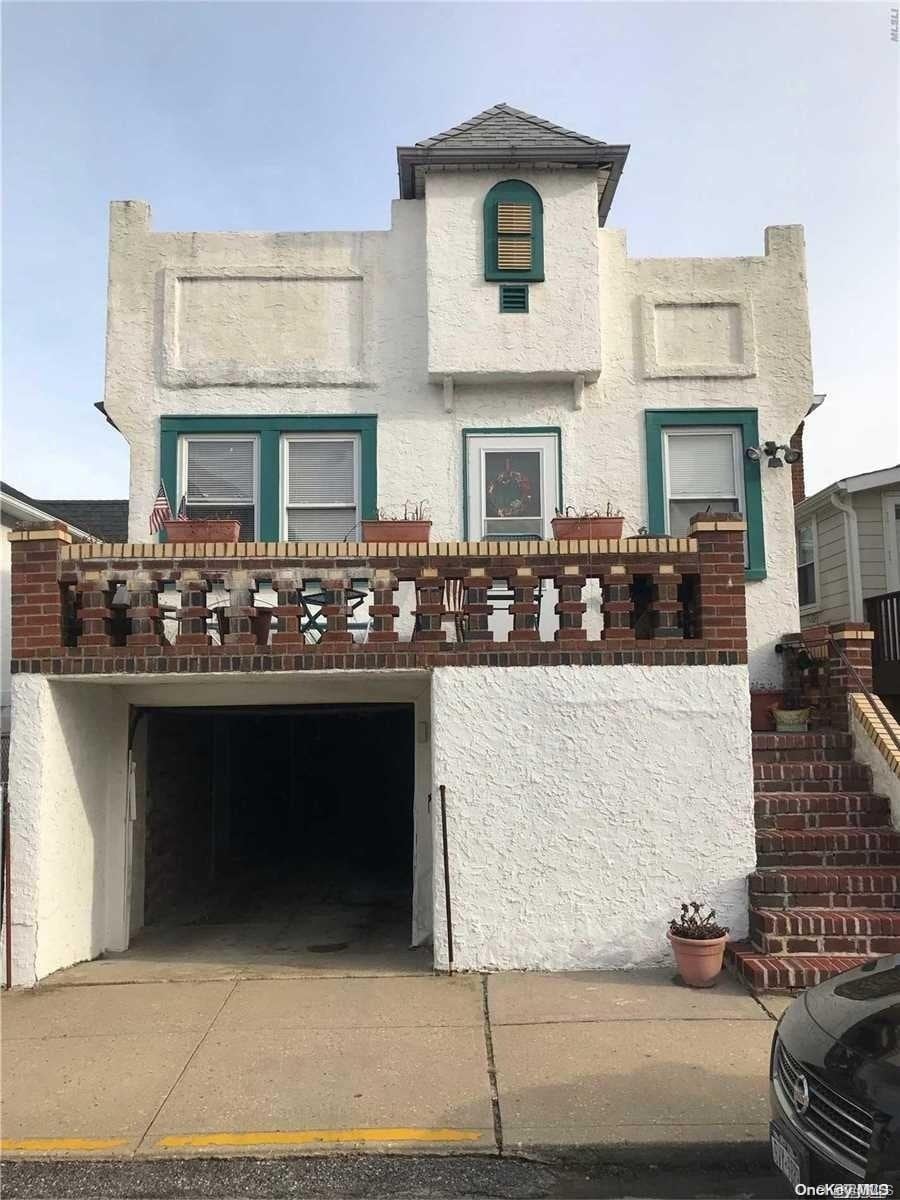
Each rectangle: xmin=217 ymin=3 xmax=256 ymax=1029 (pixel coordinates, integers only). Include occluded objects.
xmin=483 ymin=180 xmax=544 ymax=283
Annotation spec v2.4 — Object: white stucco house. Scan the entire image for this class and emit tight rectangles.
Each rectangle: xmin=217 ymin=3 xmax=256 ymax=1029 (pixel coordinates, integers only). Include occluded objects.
xmin=12 ymin=103 xmax=893 ymax=993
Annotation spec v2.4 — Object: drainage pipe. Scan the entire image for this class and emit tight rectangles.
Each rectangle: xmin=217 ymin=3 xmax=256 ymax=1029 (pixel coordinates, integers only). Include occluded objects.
xmin=438 ymin=785 xmax=454 ymax=975
xmin=2 ymin=785 xmax=10 ymax=989
xmin=830 ymin=489 xmax=864 ymax=621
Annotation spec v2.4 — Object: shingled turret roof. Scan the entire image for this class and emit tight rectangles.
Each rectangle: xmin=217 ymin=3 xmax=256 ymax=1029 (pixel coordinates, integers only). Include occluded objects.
xmin=415 ymin=103 xmax=606 ymax=150
xmin=397 ymin=103 xmax=628 ymax=224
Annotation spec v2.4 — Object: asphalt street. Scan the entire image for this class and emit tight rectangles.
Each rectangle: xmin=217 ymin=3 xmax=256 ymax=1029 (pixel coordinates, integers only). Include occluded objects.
xmin=1 ymin=1154 xmax=795 ymax=1199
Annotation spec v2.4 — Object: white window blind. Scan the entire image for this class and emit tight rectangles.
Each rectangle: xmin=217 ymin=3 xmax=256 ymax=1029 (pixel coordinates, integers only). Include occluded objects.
xmin=181 ymin=437 xmax=257 ymax=539
xmin=186 ymin=439 xmax=255 ymax=501
xmin=664 ymin=428 xmax=743 ymax=539
xmin=667 ymin=433 xmax=736 ymax=497
xmin=283 ymin=436 xmax=359 ymax=541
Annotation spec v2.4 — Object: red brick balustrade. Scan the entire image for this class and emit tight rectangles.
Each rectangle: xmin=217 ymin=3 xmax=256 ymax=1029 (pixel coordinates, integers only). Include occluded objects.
xmin=781 ymin=623 xmax=875 ymax=731
xmin=8 ymin=514 xmax=749 ymax=675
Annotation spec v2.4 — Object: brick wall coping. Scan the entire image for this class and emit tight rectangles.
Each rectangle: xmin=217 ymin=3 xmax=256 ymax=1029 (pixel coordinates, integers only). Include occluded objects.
xmin=850 ymin=693 xmax=900 ymax=780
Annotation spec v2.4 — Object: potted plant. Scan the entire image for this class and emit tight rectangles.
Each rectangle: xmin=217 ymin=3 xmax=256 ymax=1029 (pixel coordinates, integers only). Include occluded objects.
xmin=362 ymin=501 xmax=432 ymax=543
xmin=771 ymin=705 xmax=811 ymax=733
xmin=163 ymin=516 xmax=241 ymax=543
xmin=668 ymin=901 xmax=729 ymax=988
xmin=551 ymin=503 xmax=624 ymax=540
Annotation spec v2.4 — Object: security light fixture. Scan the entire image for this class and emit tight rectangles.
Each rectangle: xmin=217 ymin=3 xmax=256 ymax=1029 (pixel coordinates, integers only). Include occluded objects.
xmin=745 ymin=441 xmax=802 ymax=469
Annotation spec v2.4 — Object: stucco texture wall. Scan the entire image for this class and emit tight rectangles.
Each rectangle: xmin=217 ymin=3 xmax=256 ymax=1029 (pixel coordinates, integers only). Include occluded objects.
xmin=6 ymin=677 xmax=128 ymax=985
xmin=430 ymin=665 xmax=756 ymax=972
xmin=105 ymin=192 xmax=812 ymax=687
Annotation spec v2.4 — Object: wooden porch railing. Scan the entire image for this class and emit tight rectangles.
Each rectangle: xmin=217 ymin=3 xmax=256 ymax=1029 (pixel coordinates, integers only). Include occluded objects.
xmin=865 ymin=589 xmax=900 ymax=696
xmin=9 ymin=514 xmax=749 ymax=675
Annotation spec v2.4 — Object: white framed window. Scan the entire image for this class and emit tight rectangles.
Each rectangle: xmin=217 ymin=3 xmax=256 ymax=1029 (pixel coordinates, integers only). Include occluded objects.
xmin=662 ymin=427 xmax=744 ymax=536
xmin=281 ymin=433 xmax=360 ymax=541
xmin=796 ymin=519 xmax=818 ymax=610
xmin=465 ymin=432 xmax=559 ymax=539
xmin=178 ymin=435 xmax=258 ymax=540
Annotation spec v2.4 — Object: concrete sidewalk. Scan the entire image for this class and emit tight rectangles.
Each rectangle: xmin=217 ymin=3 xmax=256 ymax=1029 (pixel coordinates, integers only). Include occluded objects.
xmin=0 ymin=970 xmax=790 ymax=1162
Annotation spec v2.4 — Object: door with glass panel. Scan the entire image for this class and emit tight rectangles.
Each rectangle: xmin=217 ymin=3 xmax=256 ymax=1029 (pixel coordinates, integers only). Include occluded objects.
xmin=178 ymin=436 xmax=258 ymax=540
xmin=465 ymin=432 xmax=559 ymax=540
xmin=281 ymin=434 xmax=360 ymax=541
xmin=662 ymin=427 xmax=745 ymax=537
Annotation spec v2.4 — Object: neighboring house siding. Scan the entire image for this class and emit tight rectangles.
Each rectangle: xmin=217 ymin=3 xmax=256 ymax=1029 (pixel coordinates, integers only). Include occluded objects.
xmin=854 ymin=490 xmax=889 ymax=599
xmin=802 ymin=505 xmax=851 ymax=627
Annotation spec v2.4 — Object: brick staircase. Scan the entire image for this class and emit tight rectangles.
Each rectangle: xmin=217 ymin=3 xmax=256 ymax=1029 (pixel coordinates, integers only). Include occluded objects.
xmin=727 ymin=730 xmax=900 ymax=992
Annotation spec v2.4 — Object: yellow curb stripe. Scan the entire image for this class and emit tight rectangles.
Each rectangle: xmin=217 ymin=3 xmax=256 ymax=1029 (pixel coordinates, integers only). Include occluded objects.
xmin=156 ymin=1127 xmax=484 ymax=1149
xmin=1 ymin=1137 xmax=128 ymax=1152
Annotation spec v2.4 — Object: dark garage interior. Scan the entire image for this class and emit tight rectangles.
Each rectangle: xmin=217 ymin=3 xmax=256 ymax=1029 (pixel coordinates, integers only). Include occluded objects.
xmin=127 ymin=703 xmax=423 ymax=972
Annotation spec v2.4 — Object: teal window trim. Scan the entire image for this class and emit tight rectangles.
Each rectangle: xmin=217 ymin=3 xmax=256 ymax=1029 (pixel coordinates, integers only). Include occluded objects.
xmin=483 ymin=180 xmax=544 ymax=283
xmin=160 ymin=415 xmax=377 ymax=542
xmin=644 ymin=408 xmax=766 ymax=581
xmin=461 ymin=426 xmax=563 ymax=540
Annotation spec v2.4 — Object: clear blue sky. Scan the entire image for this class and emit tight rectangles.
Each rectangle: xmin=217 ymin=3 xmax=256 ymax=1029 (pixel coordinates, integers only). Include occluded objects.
xmin=2 ymin=1 xmax=897 ymax=498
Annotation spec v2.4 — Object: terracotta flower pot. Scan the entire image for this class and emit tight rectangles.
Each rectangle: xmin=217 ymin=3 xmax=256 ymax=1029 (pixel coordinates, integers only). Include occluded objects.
xmin=772 ymin=707 xmax=810 ymax=734
xmin=361 ymin=519 xmax=432 ymax=543
xmin=668 ymin=931 xmax=728 ymax=988
xmin=551 ymin=516 xmax=624 ymax=540
xmin=163 ymin=518 xmax=241 ymax=544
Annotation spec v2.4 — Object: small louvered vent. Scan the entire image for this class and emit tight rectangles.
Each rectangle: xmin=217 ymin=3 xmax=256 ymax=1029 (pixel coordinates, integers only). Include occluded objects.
xmin=499 ymin=284 xmax=529 ymax=313
xmin=497 ymin=203 xmax=532 ymax=234
xmin=497 ymin=238 xmax=533 ymax=270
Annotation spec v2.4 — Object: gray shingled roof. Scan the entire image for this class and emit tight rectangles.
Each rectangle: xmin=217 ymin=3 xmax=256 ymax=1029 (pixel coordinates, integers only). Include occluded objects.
xmin=416 ymin=103 xmax=605 ymax=150
xmin=1 ymin=482 xmax=128 ymax=542
xmin=397 ymin=103 xmax=629 ymax=223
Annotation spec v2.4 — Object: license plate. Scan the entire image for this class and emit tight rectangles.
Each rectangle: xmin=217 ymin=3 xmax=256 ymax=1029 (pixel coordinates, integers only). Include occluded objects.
xmin=771 ymin=1122 xmax=808 ymax=1188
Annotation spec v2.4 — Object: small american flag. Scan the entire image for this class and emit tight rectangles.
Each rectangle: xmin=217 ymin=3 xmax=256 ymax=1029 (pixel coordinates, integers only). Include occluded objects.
xmin=149 ymin=483 xmax=173 ymax=535
xmin=176 ymin=495 xmax=188 ymax=520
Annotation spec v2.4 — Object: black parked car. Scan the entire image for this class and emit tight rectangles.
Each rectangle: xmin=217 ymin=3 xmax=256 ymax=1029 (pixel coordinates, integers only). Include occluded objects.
xmin=770 ymin=955 xmax=900 ymax=1187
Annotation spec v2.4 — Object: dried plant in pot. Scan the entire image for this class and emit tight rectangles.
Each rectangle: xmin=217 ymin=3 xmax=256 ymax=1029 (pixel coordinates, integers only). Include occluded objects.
xmin=551 ymin=503 xmax=624 ymax=540
xmin=362 ymin=501 xmax=432 ymax=543
xmin=668 ymin=902 xmax=730 ymax=988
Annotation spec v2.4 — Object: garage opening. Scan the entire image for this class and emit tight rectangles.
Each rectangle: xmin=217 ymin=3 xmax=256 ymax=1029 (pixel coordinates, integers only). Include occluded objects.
xmin=128 ymin=703 xmax=427 ymax=972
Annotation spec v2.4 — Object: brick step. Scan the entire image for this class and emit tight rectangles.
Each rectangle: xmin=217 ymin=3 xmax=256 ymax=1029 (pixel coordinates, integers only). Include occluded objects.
xmin=725 ymin=941 xmax=871 ymax=993
xmin=750 ymin=866 xmax=900 ymax=908
xmin=754 ymin=762 xmax=872 ymax=790
xmin=755 ymin=827 xmax=900 ymax=868
xmin=749 ymin=907 xmax=900 ymax=956
xmin=755 ymin=793 xmax=891 ymax=830
xmin=752 ymin=732 xmax=853 ymax=753
xmin=753 ymin=746 xmax=853 ymax=764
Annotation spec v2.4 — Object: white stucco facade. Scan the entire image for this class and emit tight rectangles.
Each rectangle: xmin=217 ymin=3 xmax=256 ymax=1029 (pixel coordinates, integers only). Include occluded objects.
xmin=430 ymin=665 xmax=755 ymax=972
xmin=105 ymin=183 xmax=811 ymax=687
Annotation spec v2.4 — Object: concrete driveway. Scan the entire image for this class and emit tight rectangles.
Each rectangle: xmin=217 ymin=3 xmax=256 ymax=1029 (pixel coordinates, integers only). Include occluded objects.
xmin=0 ymin=970 xmax=787 ymax=1159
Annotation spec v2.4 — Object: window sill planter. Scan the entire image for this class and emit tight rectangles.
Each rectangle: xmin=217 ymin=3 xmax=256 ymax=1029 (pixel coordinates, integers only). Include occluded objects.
xmin=163 ymin=519 xmax=241 ymax=544
xmin=668 ymin=932 xmax=728 ymax=988
xmin=361 ymin=519 xmax=432 ymax=543
xmin=551 ymin=516 xmax=624 ymax=540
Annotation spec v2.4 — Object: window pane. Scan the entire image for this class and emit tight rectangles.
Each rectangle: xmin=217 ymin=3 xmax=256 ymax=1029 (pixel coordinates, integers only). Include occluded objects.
xmin=287 ymin=507 xmax=358 ymax=542
xmin=186 ymin=440 xmax=254 ymax=501
xmin=668 ymin=497 xmax=738 ymax=536
xmin=184 ymin=503 xmax=255 ymax=541
xmin=287 ymin=440 xmax=355 ymax=505
xmin=667 ymin=433 xmax=736 ymax=497
xmin=484 ymin=451 xmax=542 ymax=520
xmin=484 ymin=517 xmax=544 ymax=537
xmin=797 ymin=524 xmax=815 ymax=565
xmin=798 ymin=561 xmax=816 ymax=607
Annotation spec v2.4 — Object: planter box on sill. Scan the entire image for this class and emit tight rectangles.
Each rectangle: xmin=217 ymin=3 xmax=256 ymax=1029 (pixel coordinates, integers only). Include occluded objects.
xmin=551 ymin=516 xmax=624 ymax=540
xmin=361 ymin=519 xmax=432 ymax=543
xmin=162 ymin=519 xmax=241 ymax=544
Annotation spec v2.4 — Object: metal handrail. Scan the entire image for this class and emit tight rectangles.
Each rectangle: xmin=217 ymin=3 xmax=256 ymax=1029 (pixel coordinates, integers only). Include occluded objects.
xmin=827 ymin=635 xmax=900 ymax=757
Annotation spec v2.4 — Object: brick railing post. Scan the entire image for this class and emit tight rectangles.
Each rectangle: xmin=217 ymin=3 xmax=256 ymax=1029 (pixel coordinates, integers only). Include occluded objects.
xmin=126 ymin=571 xmax=164 ymax=647
xmin=175 ymin=570 xmax=211 ymax=646
xmin=799 ymin=623 xmax=874 ymax=730
xmin=554 ymin=565 xmax=587 ymax=643
xmin=690 ymin=513 xmax=748 ymax=658
xmin=318 ymin=573 xmax=353 ymax=646
xmin=601 ymin=565 xmax=635 ymax=641
xmin=413 ymin=568 xmax=444 ymax=642
xmin=272 ymin=570 xmax=303 ymax=646
xmin=9 ymin=523 xmax=70 ymax=658
xmin=222 ymin=570 xmax=257 ymax=647
xmin=369 ymin=570 xmax=399 ymax=643
xmin=508 ymin=567 xmax=540 ymax=643
xmin=650 ymin=565 xmax=683 ymax=640
xmin=463 ymin=572 xmax=493 ymax=642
